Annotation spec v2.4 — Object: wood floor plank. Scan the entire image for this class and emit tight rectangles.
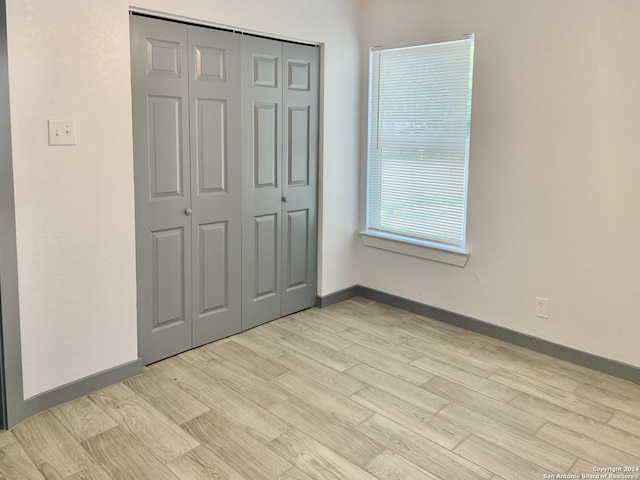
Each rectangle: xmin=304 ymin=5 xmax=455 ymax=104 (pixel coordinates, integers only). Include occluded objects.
xmin=272 ymin=371 xmax=373 ymax=427
xmin=124 ymin=368 xmax=209 ymax=425
xmin=99 ymin=394 xmax=199 ymax=463
xmin=364 ymin=450 xmax=440 ymax=480
xmin=422 ymin=377 xmax=543 ymax=435
xmin=336 ymin=328 xmax=423 ymax=363
xmin=471 ymin=344 xmax=584 ymax=392
xmin=81 ymin=427 xmax=179 ymax=480
xmin=269 ymin=396 xmax=383 ymax=467
xmin=250 ymin=322 xmax=292 ymax=340
xmin=328 ymin=299 xmax=390 ymax=318
xmin=276 ymin=334 xmax=359 ymax=371
xmin=64 ymin=465 xmax=114 ymax=480
xmin=475 ymin=339 xmax=629 ymax=394
xmin=50 ymin=396 xmax=118 ymax=443
xmin=454 ymin=435 xmax=549 ymax=480
xmin=399 ymin=318 xmax=473 ymax=350
xmin=512 ymin=392 xmax=640 ymax=463
xmin=275 ymin=317 xmax=354 ymax=350
xmin=581 ymin=371 xmax=640 ymax=400
xmin=575 ymin=383 xmax=640 ymax=417
xmin=12 ymin=411 xmax=94 ymax=479
xmin=191 ymin=359 xmax=290 ymax=409
xmin=342 ymin=344 xmax=433 ymax=386
xmin=147 ymin=356 xmax=216 ymax=394
xmin=411 ymin=355 xmax=515 ymax=402
xmin=567 ymin=458 xmax=605 ymax=477
xmin=266 ymin=428 xmax=378 ymax=480
xmin=510 ymin=392 xmax=611 ymax=435
xmin=536 ymin=423 xmax=640 ymax=467
xmin=608 ymin=411 xmax=640 ymax=436
xmin=404 ymin=334 xmax=478 ymax=361
xmin=329 ymin=314 xmax=409 ymax=345
xmin=438 ymin=402 xmax=576 ymax=472
xmin=275 ymin=351 xmax=366 ymax=396
xmin=192 ymin=382 xmax=290 ymax=444
xmin=345 ymin=364 xmax=448 ymax=413
xmin=208 ymin=340 xmax=290 ymax=380
xmin=286 ymin=310 xmax=349 ymax=334
xmin=277 ymin=467 xmax=316 ymax=480
xmin=356 ymin=414 xmax=493 ymax=480
xmin=351 ymin=386 xmax=468 ymax=450
xmin=231 ymin=329 xmax=288 ymax=358
xmin=166 ymin=444 xmax=246 ymax=480
xmin=182 ymin=411 xmax=291 ymax=480
xmin=0 ymin=430 xmax=16 ymax=449
xmin=0 ymin=442 xmax=46 ymax=480
xmin=88 ymin=383 xmax=136 ymax=411
xmin=408 ymin=340 xmax=500 ymax=377
xmin=489 ymin=370 xmax=615 ymax=422
xmin=177 ymin=344 xmax=224 ymax=367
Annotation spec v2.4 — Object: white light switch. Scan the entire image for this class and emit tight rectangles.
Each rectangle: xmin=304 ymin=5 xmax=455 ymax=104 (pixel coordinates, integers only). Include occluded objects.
xmin=48 ymin=120 xmax=77 ymax=146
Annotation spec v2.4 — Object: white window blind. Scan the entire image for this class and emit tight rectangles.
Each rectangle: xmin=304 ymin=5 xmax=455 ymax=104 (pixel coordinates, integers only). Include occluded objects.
xmin=367 ymin=36 xmax=474 ymax=250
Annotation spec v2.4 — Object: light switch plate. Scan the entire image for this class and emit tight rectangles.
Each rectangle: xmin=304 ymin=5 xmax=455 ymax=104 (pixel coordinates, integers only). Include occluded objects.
xmin=48 ymin=120 xmax=76 ymax=146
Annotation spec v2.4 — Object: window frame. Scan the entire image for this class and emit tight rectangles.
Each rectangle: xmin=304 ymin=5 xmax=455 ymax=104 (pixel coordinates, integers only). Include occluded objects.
xmin=362 ymin=35 xmax=474 ymax=264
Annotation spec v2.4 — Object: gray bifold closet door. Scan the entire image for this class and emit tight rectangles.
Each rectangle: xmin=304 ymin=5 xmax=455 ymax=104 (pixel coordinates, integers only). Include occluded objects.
xmin=131 ymin=15 xmax=318 ymax=364
xmin=240 ymin=36 xmax=318 ymax=330
xmin=131 ymin=16 xmax=242 ymax=364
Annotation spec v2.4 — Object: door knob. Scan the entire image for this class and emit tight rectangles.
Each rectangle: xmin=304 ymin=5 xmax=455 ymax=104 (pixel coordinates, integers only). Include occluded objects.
xmin=185 ymin=208 xmax=192 ymax=216
xmin=281 ymin=196 xmax=288 ymax=203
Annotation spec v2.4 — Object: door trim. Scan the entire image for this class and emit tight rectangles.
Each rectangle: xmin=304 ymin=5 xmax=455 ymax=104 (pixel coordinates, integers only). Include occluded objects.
xmin=0 ymin=0 xmax=27 ymax=429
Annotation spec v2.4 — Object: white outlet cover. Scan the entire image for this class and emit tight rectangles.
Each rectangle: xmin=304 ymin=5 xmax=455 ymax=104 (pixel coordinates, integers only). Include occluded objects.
xmin=48 ymin=120 xmax=77 ymax=146
xmin=535 ymin=297 xmax=549 ymax=319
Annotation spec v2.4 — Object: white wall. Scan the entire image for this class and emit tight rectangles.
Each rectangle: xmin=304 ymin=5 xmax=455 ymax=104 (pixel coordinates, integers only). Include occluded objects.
xmin=6 ymin=0 xmax=361 ymax=399
xmin=358 ymin=0 xmax=640 ymax=368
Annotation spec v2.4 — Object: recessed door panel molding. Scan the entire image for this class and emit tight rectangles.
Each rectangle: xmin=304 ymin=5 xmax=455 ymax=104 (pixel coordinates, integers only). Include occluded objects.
xmin=286 ymin=209 xmax=309 ymax=290
xmin=196 ymin=98 xmax=227 ymax=194
xmin=152 ymin=228 xmax=186 ymax=330
xmin=288 ymin=105 xmax=310 ymax=187
xmin=198 ymin=222 xmax=228 ymax=315
xmin=195 ymin=45 xmax=226 ymax=81
xmin=287 ymin=59 xmax=311 ymax=91
xmin=254 ymin=214 xmax=278 ymax=299
xmin=253 ymin=54 xmax=278 ymax=87
xmin=148 ymin=96 xmax=184 ymax=198
xmin=147 ymin=38 xmax=181 ymax=78
xmin=254 ymin=102 xmax=278 ymax=189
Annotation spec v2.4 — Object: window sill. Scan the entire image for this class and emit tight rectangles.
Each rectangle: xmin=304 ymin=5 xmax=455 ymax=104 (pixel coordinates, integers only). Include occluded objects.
xmin=359 ymin=231 xmax=470 ymax=267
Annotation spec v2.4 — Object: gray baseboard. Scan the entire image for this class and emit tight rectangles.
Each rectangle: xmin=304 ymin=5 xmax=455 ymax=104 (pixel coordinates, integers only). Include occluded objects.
xmin=319 ymin=285 xmax=640 ymax=385
xmin=316 ymin=286 xmax=360 ymax=308
xmin=17 ymin=359 xmax=143 ymax=427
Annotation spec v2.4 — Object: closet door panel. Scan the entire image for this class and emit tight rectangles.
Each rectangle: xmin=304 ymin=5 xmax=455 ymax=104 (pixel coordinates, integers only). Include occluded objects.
xmin=241 ymin=36 xmax=283 ymax=330
xmin=189 ymin=26 xmax=242 ymax=346
xmin=131 ymin=15 xmax=192 ymax=364
xmin=281 ymin=43 xmax=319 ymax=316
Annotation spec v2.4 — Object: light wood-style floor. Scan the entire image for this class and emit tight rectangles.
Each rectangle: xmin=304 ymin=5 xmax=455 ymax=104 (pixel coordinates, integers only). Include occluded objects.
xmin=2 ymin=297 xmax=639 ymax=480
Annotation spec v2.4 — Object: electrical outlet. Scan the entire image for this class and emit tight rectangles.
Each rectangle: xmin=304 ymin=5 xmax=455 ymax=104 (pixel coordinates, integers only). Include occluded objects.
xmin=535 ymin=297 xmax=549 ymax=319
xmin=48 ymin=120 xmax=77 ymax=146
